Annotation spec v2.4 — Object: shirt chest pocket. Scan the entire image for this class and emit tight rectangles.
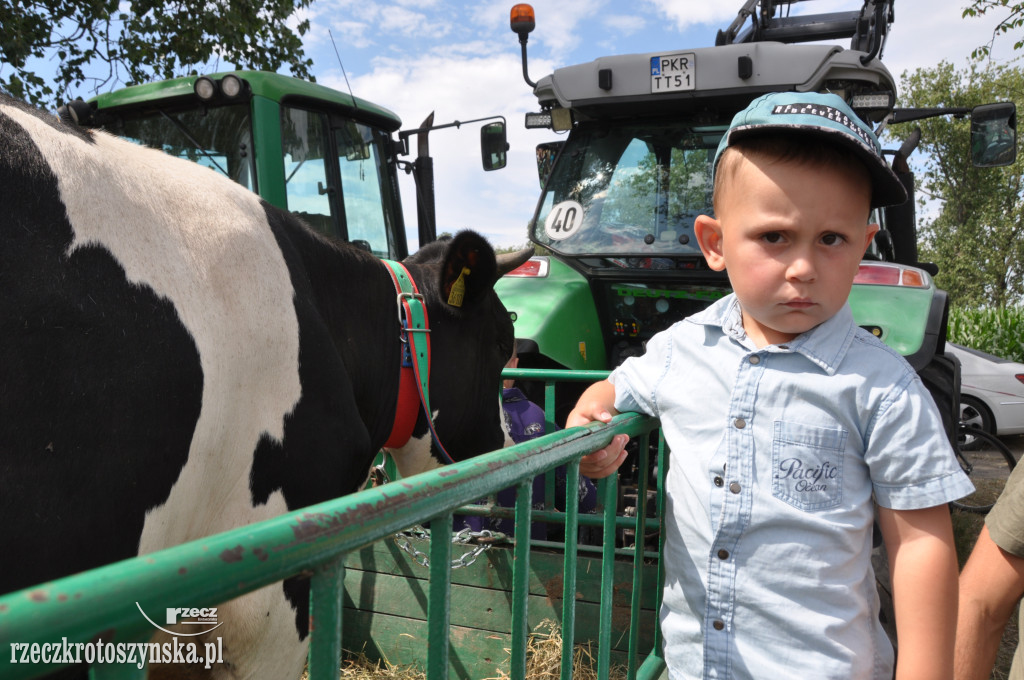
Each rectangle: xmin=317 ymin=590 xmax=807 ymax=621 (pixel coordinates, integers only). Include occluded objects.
xmin=771 ymin=421 xmax=847 ymax=512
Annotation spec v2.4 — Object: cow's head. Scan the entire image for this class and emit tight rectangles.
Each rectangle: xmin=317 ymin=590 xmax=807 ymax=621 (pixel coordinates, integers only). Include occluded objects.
xmin=389 ymin=231 xmax=532 ymax=476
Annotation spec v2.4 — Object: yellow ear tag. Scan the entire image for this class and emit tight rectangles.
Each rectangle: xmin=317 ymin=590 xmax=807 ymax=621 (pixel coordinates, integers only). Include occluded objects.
xmin=448 ymin=266 xmax=471 ymax=307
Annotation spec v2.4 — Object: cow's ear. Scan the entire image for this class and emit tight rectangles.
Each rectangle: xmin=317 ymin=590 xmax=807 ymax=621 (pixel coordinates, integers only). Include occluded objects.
xmin=440 ymin=231 xmax=498 ymax=308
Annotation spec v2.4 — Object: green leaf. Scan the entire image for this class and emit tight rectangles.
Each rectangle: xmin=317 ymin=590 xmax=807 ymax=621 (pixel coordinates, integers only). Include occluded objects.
xmin=4 ymin=0 xmax=313 ymax=110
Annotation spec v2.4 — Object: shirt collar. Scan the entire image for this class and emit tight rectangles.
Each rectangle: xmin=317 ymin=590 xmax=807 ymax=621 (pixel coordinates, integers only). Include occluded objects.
xmin=689 ymin=294 xmax=857 ymax=375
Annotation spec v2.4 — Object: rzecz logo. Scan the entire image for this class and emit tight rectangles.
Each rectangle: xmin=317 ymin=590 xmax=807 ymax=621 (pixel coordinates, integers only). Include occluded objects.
xmin=136 ymin=603 xmax=224 ymax=636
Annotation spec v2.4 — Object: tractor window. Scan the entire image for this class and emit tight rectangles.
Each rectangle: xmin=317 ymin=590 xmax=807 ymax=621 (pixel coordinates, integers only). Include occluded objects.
xmin=281 ymin=107 xmax=334 ymax=237
xmin=335 ymin=121 xmax=394 ymax=257
xmin=597 ymin=139 xmax=655 ymax=230
xmin=532 ymin=123 xmax=719 ymax=264
xmin=106 ymin=102 xmax=256 ymax=192
xmin=281 ymin=106 xmax=399 ymax=257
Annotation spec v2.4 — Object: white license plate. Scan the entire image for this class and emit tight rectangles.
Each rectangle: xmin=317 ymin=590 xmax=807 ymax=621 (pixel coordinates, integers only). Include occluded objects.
xmin=650 ymin=53 xmax=695 ymax=93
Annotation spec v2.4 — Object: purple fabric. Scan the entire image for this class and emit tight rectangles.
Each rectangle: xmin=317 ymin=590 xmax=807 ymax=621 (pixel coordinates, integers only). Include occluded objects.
xmin=457 ymin=388 xmax=597 ymax=540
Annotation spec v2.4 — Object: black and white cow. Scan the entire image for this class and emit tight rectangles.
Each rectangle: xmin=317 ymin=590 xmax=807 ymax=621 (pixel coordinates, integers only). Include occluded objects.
xmin=0 ymin=92 xmax=530 ymax=678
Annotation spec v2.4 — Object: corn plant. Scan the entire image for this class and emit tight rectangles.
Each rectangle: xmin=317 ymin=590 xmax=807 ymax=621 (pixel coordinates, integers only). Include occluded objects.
xmin=948 ymin=306 xmax=1024 ymax=363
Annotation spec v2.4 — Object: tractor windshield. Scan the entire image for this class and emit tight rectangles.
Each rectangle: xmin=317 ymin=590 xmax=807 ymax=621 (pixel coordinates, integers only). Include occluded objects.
xmin=532 ymin=121 xmax=726 ymax=267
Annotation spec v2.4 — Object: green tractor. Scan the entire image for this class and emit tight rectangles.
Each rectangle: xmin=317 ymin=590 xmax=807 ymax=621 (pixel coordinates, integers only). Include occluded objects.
xmin=495 ymin=0 xmax=1016 ymax=434
xmin=61 ymin=70 xmax=510 ymax=260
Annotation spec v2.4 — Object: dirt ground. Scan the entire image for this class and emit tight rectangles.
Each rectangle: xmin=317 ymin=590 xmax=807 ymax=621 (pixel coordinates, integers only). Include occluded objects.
xmin=961 ymin=434 xmax=1023 ymax=479
xmin=1004 ymin=435 xmax=1024 ymax=461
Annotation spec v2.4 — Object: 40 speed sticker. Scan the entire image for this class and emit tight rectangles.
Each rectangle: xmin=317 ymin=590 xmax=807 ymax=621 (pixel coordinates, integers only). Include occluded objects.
xmin=544 ymin=200 xmax=585 ymax=241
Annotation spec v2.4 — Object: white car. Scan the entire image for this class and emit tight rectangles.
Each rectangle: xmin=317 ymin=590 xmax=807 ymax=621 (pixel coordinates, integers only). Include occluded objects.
xmin=946 ymin=342 xmax=1024 ymax=436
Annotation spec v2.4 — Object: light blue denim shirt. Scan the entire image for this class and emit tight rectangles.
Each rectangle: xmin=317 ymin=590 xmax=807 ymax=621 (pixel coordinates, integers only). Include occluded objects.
xmin=610 ymin=294 xmax=973 ymax=680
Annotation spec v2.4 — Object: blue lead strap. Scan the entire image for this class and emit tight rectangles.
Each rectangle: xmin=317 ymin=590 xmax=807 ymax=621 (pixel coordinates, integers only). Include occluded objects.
xmin=382 ymin=260 xmax=456 ymax=465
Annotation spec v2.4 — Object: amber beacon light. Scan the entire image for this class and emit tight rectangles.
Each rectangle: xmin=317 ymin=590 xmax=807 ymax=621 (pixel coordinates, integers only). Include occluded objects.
xmin=510 ymin=4 xmax=536 ymax=36
xmin=510 ymin=4 xmax=538 ymax=87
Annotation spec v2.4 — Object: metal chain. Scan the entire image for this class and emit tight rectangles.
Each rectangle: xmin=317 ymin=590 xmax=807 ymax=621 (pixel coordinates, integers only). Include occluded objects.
xmin=371 ymin=465 xmax=508 ymax=570
xmin=393 ymin=525 xmax=507 ymax=569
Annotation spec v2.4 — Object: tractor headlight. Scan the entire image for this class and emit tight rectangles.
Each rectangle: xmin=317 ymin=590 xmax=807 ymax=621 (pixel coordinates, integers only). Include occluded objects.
xmin=194 ymin=76 xmax=217 ymax=100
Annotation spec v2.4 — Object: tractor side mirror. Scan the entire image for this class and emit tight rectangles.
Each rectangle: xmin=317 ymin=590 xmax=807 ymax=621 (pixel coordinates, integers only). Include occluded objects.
xmin=971 ymin=102 xmax=1016 ymax=167
xmin=481 ymin=121 xmax=509 ymax=171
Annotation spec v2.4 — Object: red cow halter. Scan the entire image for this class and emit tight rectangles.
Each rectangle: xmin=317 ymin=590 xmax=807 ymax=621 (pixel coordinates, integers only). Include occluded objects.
xmin=381 ymin=260 xmax=455 ymax=464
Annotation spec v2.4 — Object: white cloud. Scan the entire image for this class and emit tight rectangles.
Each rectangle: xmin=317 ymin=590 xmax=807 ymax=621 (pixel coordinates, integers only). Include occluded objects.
xmin=302 ymin=1 xmax=384 ymax=53
xmin=882 ymin=0 xmax=1013 ymax=80
xmin=642 ymin=0 xmax=738 ymax=33
xmin=602 ymin=14 xmax=646 ymax=37
xmin=377 ymin=6 xmax=436 ymax=38
xmin=468 ymin=0 xmax=516 ymax=32
xmin=329 ymin=21 xmax=379 ymax=51
xmin=309 ymin=0 xmax=384 ymax=26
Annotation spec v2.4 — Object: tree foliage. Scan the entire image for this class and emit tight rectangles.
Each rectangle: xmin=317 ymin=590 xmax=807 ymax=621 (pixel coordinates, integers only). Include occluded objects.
xmin=0 ymin=0 xmax=314 ymax=110
xmin=885 ymin=60 xmax=1024 ymax=307
xmin=963 ymin=0 xmax=1024 ymax=58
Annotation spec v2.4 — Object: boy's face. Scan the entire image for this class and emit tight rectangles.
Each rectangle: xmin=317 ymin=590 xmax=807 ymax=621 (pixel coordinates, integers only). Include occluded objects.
xmin=695 ymin=150 xmax=879 ymax=348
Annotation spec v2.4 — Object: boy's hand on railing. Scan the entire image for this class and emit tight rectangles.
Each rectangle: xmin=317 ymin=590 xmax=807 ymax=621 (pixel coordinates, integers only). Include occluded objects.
xmin=566 ymin=379 xmax=629 ymax=479
xmin=577 ymin=433 xmax=629 ymax=479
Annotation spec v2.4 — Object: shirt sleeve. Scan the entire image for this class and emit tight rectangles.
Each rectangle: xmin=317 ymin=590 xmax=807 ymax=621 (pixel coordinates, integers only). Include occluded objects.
xmin=608 ymin=327 xmax=675 ymax=418
xmin=987 ymin=462 xmax=1024 ymax=557
xmin=866 ymin=370 xmax=975 ymax=510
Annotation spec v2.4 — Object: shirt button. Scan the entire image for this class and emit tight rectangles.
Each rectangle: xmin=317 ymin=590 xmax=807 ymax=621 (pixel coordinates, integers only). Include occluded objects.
xmin=713 ymin=476 xmax=724 ymax=487
xmin=718 ymin=549 xmax=730 ymax=560
xmin=729 ymin=482 xmax=741 ymax=494
xmin=749 ymin=355 xmax=760 ymax=365
xmin=733 ymin=418 xmax=746 ymax=429
xmin=713 ymin=620 xmax=725 ymax=631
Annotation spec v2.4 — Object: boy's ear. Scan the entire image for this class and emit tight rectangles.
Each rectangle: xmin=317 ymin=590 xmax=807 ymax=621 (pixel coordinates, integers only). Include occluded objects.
xmin=863 ymin=223 xmax=881 ymax=254
xmin=694 ymin=214 xmax=726 ymax=272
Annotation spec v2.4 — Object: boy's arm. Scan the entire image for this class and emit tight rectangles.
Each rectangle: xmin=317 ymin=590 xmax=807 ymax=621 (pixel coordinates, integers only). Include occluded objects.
xmin=954 ymin=525 xmax=1024 ymax=680
xmin=878 ymin=504 xmax=959 ymax=680
xmin=565 ymin=379 xmax=629 ymax=479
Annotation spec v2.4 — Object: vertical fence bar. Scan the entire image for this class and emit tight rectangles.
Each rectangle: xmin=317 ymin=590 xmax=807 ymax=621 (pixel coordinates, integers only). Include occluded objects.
xmin=543 ymin=379 xmax=558 ymax=432
xmin=427 ymin=513 xmax=454 ymax=680
xmin=544 ymin=378 xmax=558 ymax=509
xmin=308 ymin=556 xmax=346 ymax=680
xmin=560 ymin=459 xmax=582 ymax=680
xmin=635 ymin=432 xmax=670 ymax=680
xmin=597 ymin=474 xmax=619 ymax=680
xmin=510 ymin=480 xmax=534 ymax=679
xmin=654 ymin=433 xmax=668 ymax=653
xmin=626 ymin=431 xmax=651 ymax=680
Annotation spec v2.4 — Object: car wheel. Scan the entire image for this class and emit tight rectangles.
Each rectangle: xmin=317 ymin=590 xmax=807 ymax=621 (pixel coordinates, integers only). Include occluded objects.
xmin=959 ymin=395 xmax=995 ymax=450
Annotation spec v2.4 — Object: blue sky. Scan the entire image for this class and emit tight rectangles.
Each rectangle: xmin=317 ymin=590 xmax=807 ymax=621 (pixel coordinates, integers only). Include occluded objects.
xmin=17 ymin=0 xmax=1017 ymax=251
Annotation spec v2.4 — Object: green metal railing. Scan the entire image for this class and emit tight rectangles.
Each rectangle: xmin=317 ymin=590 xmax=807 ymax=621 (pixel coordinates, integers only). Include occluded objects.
xmin=0 ymin=370 xmax=666 ymax=680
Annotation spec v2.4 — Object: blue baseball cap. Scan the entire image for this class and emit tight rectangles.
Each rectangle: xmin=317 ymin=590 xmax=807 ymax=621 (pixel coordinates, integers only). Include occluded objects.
xmin=713 ymin=91 xmax=907 ymax=208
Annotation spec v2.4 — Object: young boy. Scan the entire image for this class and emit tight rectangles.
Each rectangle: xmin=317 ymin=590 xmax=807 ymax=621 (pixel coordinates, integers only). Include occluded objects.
xmin=568 ymin=91 xmax=974 ymax=680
